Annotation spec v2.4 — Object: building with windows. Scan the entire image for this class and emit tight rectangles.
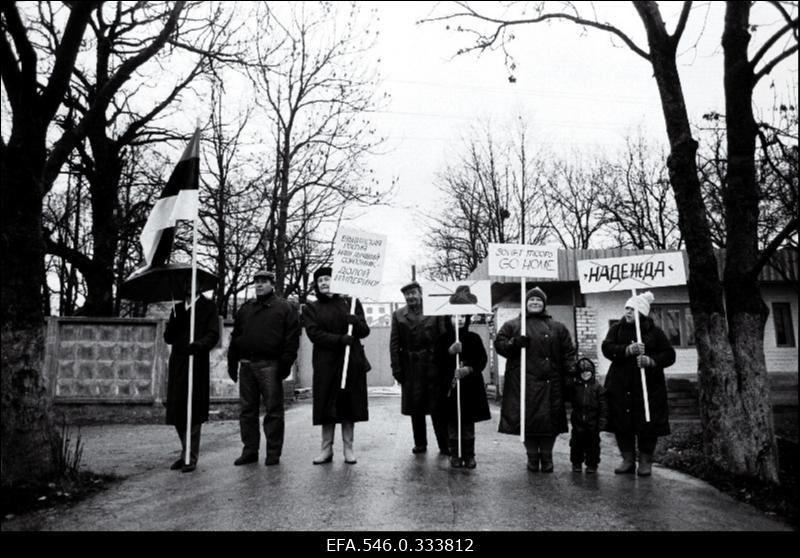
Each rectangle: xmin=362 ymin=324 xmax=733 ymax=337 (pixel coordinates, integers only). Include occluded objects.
xmin=469 ymin=248 xmax=798 ymax=380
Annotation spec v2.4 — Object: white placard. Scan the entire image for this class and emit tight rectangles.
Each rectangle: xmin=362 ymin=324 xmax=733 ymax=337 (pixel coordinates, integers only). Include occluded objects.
xmin=329 ymin=227 xmax=387 ymax=299
xmin=421 ymin=280 xmax=492 ymax=316
xmin=577 ymin=252 xmax=686 ymax=293
xmin=487 ymin=243 xmax=559 ymax=279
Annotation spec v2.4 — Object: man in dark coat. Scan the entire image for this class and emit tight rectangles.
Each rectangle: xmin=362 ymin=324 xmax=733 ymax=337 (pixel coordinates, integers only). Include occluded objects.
xmin=227 ymin=269 xmax=301 ymax=466
xmin=390 ymin=281 xmax=449 ymax=455
xmin=164 ymin=291 xmax=220 ymax=473
xmin=602 ymin=291 xmax=675 ymax=477
xmin=434 ymin=315 xmax=491 ymax=469
xmin=495 ymin=286 xmax=576 ymax=473
xmin=304 ymin=267 xmax=371 ymax=464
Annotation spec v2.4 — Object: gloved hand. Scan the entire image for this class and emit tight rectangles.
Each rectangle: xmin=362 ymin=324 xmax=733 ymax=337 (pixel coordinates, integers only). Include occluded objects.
xmin=187 ymin=342 xmax=203 ymax=356
xmin=228 ymin=363 xmax=238 ymax=383
xmin=512 ymin=335 xmax=531 ymax=349
xmin=637 ymin=355 xmax=655 ymax=368
xmin=448 ymin=341 xmax=462 ymax=355
xmin=340 ymin=334 xmax=356 ymax=346
xmin=454 ymin=366 xmax=472 ymax=380
xmin=625 ymin=342 xmax=645 ymax=356
xmin=346 ymin=314 xmax=358 ymax=325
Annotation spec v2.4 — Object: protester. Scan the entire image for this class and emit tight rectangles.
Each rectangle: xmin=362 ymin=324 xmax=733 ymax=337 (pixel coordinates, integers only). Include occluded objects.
xmin=569 ymin=358 xmax=607 ymax=474
xmin=390 ymin=281 xmax=449 ymax=455
xmin=227 ymin=269 xmax=300 ymax=466
xmin=433 ymin=315 xmax=490 ymax=469
xmin=304 ymin=267 xmax=371 ymax=464
xmin=495 ymin=286 xmax=576 ymax=472
xmin=602 ymin=291 xmax=675 ymax=476
xmin=164 ymin=290 xmax=220 ymax=473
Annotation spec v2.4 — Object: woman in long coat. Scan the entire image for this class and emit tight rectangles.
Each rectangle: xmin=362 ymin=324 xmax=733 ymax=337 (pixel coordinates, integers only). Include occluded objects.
xmin=303 ymin=266 xmax=370 ymax=464
xmin=163 ymin=293 xmax=220 ymax=472
xmin=434 ymin=315 xmax=490 ymax=469
xmin=495 ymin=286 xmax=576 ymax=472
xmin=602 ymin=291 xmax=675 ymax=477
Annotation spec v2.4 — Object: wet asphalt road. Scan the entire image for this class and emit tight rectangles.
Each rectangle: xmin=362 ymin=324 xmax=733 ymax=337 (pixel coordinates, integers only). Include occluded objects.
xmin=1 ymin=395 xmax=792 ymax=531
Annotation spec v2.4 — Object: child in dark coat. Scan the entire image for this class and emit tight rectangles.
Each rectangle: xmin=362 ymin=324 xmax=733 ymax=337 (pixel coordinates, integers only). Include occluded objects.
xmin=569 ymin=358 xmax=607 ymax=474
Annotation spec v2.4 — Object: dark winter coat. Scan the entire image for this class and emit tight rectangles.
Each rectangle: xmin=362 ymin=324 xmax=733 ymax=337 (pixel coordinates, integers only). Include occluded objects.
xmin=601 ymin=316 xmax=675 ymax=437
xmin=390 ymin=307 xmax=445 ymax=416
xmin=164 ymin=296 xmax=220 ymax=426
xmin=570 ymin=378 xmax=608 ymax=433
xmin=495 ymin=312 xmax=576 ymax=437
xmin=433 ymin=321 xmax=491 ymax=423
xmin=304 ymin=294 xmax=370 ymax=425
xmin=227 ymin=292 xmax=300 ymax=378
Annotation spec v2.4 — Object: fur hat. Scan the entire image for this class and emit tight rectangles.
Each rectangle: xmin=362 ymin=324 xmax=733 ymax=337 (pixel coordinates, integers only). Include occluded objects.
xmin=313 ymin=266 xmax=333 ymax=282
xmin=525 ymin=286 xmax=547 ymax=305
xmin=625 ymin=291 xmax=654 ymax=317
xmin=253 ymin=269 xmax=275 ymax=282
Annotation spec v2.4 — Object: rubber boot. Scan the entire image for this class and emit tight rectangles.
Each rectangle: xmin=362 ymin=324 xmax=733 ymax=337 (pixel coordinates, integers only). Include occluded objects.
xmin=637 ymin=452 xmax=653 ymax=477
xmin=312 ymin=424 xmax=335 ymax=464
xmin=527 ymin=453 xmax=540 ymax=472
xmin=342 ymin=421 xmax=357 ymax=464
xmin=614 ymin=452 xmax=636 ymax=474
xmin=540 ymin=452 xmax=554 ymax=473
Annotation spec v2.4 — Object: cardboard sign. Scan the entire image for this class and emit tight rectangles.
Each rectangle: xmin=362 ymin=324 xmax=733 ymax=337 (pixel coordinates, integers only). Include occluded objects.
xmin=487 ymin=243 xmax=559 ymax=278
xmin=577 ymin=252 xmax=686 ymax=293
xmin=330 ymin=227 xmax=387 ymax=299
xmin=421 ymin=280 xmax=492 ymax=316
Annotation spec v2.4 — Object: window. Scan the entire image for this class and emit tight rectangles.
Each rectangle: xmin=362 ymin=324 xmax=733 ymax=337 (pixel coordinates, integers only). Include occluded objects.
xmin=650 ymin=304 xmax=695 ymax=348
xmin=366 ymin=307 xmax=373 ymax=314
xmin=608 ymin=305 xmax=695 ymax=348
xmin=772 ymin=302 xmax=796 ymax=348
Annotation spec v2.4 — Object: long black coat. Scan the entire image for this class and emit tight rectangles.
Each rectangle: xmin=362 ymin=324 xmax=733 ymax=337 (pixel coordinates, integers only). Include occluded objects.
xmin=390 ymin=307 xmax=445 ymax=415
xmin=164 ymin=296 xmax=220 ymax=426
xmin=433 ymin=324 xmax=491 ymax=423
xmin=601 ymin=316 xmax=675 ymax=437
xmin=304 ymin=295 xmax=370 ymax=425
xmin=495 ymin=312 xmax=576 ymax=437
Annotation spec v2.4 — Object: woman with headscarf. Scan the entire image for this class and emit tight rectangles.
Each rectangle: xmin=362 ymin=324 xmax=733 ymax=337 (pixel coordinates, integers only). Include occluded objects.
xmin=602 ymin=291 xmax=675 ymax=476
xmin=303 ymin=266 xmax=371 ymax=464
xmin=495 ymin=286 xmax=577 ymax=472
xmin=433 ymin=314 xmax=490 ymax=469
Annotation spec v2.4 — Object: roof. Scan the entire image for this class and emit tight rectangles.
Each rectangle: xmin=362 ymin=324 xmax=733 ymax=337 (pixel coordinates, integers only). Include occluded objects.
xmin=468 ymin=248 xmax=797 ymax=284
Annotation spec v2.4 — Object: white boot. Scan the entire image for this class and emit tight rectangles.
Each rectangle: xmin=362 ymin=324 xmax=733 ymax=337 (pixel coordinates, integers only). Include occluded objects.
xmin=342 ymin=421 xmax=356 ymax=464
xmin=313 ymin=424 xmax=335 ymax=464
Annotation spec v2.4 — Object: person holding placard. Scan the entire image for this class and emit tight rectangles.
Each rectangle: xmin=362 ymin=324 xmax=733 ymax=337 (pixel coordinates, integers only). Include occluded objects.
xmin=601 ymin=291 xmax=675 ymax=476
xmin=304 ymin=266 xmax=371 ymax=465
xmin=433 ymin=314 xmax=490 ymax=469
xmin=164 ymin=289 xmax=220 ymax=473
xmin=390 ymin=281 xmax=449 ymax=456
xmin=495 ymin=286 xmax=576 ymax=473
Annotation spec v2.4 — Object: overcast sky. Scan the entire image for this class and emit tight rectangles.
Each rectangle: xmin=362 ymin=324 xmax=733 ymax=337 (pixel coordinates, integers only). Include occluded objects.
xmin=341 ymin=1 xmax=797 ymax=302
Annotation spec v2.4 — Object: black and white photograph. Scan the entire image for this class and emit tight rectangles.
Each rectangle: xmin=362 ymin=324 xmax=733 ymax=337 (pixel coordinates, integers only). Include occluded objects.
xmin=1 ymin=0 xmax=797 ymax=540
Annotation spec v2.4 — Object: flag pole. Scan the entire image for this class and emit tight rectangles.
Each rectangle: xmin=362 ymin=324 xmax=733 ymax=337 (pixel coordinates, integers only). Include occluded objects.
xmin=184 ymin=213 xmax=199 ymax=466
xmin=520 ymin=277 xmax=526 ymax=443
xmin=455 ymin=319 xmax=462 ymax=459
xmin=341 ymin=297 xmax=357 ymax=389
xmin=631 ymin=288 xmax=651 ymax=423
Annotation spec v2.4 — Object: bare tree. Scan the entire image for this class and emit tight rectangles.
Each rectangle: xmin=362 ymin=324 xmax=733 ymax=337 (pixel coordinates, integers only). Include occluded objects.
xmin=423 ymin=1 xmax=798 ymax=483
xmin=600 ymin=134 xmax=682 ymax=249
xmin=248 ymin=1 xmax=390 ymax=296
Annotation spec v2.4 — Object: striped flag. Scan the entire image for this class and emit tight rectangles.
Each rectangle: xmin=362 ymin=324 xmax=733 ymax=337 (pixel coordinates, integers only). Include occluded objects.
xmin=139 ymin=127 xmax=201 ymax=267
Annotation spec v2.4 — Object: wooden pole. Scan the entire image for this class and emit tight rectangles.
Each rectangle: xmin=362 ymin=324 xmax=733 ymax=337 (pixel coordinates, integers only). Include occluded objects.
xmin=340 ymin=297 xmax=357 ymax=389
xmin=455 ymin=319 xmax=462 ymax=459
xmin=631 ymin=288 xmax=651 ymax=422
xmin=520 ymin=278 xmax=526 ymax=443
xmin=184 ymin=216 xmax=198 ymax=466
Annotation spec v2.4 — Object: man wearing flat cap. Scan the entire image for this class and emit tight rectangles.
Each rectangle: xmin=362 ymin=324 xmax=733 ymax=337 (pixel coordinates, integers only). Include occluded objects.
xmin=390 ymin=280 xmax=449 ymax=455
xmin=227 ymin=268 xmax=301 ymax=466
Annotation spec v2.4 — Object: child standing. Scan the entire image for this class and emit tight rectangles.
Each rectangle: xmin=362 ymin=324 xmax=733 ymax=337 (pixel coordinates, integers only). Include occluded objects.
xmin=434 ymin=315 xmax=491 ymax=469
xmin=569 ymin=358 xmax=608 ymax=473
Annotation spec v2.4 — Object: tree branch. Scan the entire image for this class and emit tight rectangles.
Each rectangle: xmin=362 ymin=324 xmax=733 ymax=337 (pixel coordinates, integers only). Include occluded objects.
xmin=750 ymin=15 xmax=799 ymax=69
xmin=749 ymin=216 xmax=799 ymax=281
xmin=753 ymin=43 xmax=799 ymax=84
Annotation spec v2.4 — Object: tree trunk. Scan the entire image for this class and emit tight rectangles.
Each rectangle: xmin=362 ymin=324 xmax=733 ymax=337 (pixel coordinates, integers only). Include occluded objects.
xmin=1 ymin=132 xmax=56 ymax=486
xmin=635 ymin=2 xmax=778 ymax=484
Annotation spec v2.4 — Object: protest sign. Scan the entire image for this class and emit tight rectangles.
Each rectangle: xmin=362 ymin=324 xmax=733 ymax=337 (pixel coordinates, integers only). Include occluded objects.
xmin=421 ymin=280 xmax=492 ymax=316
xmin=330 ymin=227 xmax=387 ymax=300
xmin=487 ymin=243 xmax=559 ymax=278
xmin=577 ymin=252 xmax=686 ymax=293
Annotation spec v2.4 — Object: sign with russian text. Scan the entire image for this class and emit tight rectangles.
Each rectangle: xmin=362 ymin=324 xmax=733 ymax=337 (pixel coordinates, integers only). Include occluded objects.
xmin=330 ymin=227 xmax=387 ymax=299
xmin=421 ymin=280 xmax=492 ymax=316
xmin=487 ymin=243 xmax=559 ymax=278
xmin=577 ymin=252 xmax=686 ymax=293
